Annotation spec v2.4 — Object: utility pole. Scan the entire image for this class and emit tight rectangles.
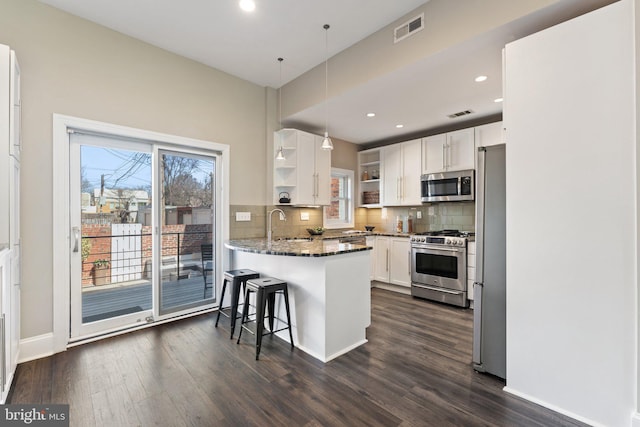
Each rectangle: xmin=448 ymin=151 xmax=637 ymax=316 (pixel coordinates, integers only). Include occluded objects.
xmin=100 ymin=174 xmax=105 ymax=213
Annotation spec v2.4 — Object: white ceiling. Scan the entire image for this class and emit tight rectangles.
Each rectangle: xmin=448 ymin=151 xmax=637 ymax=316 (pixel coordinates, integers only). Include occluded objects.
xmin=38 ymin=0 xmax=613 ymax=145
xmin=38 ymin=0 xmax=428 ymax=88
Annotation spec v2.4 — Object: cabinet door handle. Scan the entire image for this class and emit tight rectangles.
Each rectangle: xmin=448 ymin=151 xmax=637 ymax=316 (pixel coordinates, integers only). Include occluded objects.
xmin=13 ymin=101 xmax=21 ymax=152
xmin=0 ymin=314 xmax=4 ymax=392
xmin=408 ymin=250 xmax=411 ymax=275
xmin=442 ymin=143 xmax=446 ymax=169
xmin=311 ymin=173 xmax=316 ymax=198
xmin=386 ymin=248 xmax=389 ymax=272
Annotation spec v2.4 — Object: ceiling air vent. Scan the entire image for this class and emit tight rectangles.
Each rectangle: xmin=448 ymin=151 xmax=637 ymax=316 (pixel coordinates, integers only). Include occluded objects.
xmin=447 ymin=110 xmax=474 ymax=119
xmin=394 ymin=13 xmax=424 ymax=43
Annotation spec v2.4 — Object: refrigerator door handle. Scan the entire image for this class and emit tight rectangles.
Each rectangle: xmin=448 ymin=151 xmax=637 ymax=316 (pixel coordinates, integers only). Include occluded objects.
xmin=472 ymin=281 xmax=483 ymax=366
xmin=476 ymin=147 xmax=486 ymax=282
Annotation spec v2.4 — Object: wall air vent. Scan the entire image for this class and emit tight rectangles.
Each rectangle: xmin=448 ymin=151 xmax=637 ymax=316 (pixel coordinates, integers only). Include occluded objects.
xmin=447 ymin=110 xmax=474 ymax=119
xmin=394 ymin=13 xmax=424 ymax=43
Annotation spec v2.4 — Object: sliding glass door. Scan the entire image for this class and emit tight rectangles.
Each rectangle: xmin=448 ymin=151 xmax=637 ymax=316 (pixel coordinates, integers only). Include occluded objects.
xmin=158 ymin=150 xmax=216 ymax=315
xmin=69 ymin=132 xmax=218 ymax=340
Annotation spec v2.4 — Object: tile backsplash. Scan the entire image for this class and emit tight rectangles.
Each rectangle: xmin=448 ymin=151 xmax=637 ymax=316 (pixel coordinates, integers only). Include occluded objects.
xmin=229 ymin=202 xmax=475 ymax=239
xmin=230 ymin=205 xmax=326 ymax=239
xmin=349 ymin=203 xmax=475 ymax=234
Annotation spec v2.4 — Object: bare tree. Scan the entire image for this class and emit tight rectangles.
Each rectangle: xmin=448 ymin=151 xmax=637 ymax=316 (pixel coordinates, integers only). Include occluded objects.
xmin=162 ymin=155 xmax=201 ymax=207
xmin=81 ymin=166 xmax=93 ymax=194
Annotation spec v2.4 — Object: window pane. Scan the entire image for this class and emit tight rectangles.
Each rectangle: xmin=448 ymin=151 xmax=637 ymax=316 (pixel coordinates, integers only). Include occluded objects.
xmin=324 ymin=168 xmax=354 ymax=228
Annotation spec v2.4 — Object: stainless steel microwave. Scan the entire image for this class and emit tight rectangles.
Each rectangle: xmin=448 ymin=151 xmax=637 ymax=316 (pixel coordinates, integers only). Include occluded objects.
xmin=421 ymin=170 xmax=474 ymax=203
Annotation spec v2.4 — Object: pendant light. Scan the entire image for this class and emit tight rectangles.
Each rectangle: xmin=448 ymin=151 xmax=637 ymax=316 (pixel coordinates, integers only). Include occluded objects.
xmin=276 ymin=57 xmax=286 ymax=160
xmin=321 ymin=24 xmax=334 ymax=150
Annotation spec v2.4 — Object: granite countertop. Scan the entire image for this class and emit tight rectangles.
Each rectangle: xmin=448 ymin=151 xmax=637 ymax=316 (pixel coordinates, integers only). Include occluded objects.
xmin=225 ymin=238 xmax=373 ymax=257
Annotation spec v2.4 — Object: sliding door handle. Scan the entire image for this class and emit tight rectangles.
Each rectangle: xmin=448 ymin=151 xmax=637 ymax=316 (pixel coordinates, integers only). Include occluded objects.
xmin=72 ymin=226 xmax=80 ymax=252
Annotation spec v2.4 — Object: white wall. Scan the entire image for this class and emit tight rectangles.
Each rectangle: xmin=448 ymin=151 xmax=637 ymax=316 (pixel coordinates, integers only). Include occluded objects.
xmin=281 ymin=0 xmax=615 ymax=121
xmin=504 ymin=1 xmax=636 ymax=426
xmin=0 ymin=0 xmax=273 ymax=340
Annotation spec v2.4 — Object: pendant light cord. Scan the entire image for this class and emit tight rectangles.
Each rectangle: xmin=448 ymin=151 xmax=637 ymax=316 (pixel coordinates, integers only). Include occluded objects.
xmin=278 ymin=57 xmax=283 ymax=128
xmin=324 ymin=24 xmax=330 ymax=137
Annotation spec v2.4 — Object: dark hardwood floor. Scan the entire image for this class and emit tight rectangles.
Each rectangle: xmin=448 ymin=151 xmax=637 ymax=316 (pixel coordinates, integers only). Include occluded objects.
xmin=9 ymin=288 xmax=585 ymax=426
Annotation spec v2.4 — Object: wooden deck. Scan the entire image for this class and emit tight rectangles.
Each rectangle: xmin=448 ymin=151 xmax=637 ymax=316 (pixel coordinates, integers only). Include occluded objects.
xmin=82 ymin=275 xmax=216 ymax=323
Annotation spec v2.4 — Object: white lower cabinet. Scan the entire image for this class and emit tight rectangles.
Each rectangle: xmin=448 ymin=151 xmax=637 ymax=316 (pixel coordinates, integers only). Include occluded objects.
xmin=467 ymin=241 xmax=476 ymax=301
xmin=0 ymin=248 xmax=17 ymax=404
xmin=366 ymin=236 xmax=375 ymax=280
xmin=389 ymin=237 xmax=410 ymax=287
xmin=372 ymin=236 xmax=411 ymax=289
xmin=373 ymin=236 xmax=390 ymax=282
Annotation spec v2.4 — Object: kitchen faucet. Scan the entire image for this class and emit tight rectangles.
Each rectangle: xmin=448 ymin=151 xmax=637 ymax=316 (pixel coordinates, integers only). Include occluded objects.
xmin=267 ymin=208 xmax=286 ymax=242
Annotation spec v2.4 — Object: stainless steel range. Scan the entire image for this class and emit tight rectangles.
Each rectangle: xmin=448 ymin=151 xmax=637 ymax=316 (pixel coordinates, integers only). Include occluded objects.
xmin=410 ymin=230 xmax=472 ymax=308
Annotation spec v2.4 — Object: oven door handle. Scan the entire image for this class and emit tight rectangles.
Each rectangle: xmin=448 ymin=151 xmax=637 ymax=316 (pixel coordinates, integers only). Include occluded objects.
xmin=413 ymin=244 xmax=465 ymax=254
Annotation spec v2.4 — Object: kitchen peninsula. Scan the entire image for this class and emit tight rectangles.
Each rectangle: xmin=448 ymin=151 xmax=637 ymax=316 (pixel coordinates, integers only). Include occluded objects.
xmin=225 ymin=238 xmax=372 ymax=362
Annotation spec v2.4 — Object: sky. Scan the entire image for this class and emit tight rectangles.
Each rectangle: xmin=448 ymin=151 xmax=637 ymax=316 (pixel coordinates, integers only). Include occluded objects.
xmin=81 ymin=146 xmax=151 ymax=192
xmin=80 ymin=146 xmax=214 ymax=194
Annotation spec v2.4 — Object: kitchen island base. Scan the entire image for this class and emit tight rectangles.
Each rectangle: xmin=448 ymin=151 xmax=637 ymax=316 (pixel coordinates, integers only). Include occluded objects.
xmin=229 ymin=249 xmax=371 ymax=362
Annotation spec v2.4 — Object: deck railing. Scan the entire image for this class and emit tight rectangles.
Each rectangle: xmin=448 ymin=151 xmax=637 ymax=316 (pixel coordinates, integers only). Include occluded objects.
xmin=82 ymin=230 xmax=213 ymax=286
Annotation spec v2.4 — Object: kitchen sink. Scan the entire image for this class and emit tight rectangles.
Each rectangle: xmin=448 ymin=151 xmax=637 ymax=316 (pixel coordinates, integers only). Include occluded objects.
xmin=276 ymin=237 xmax=313 ymax=243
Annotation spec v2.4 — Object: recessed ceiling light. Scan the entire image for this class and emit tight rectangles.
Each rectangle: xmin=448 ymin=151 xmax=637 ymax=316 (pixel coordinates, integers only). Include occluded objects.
xmin=239 ymin=0 xmax=255 ymax=12
xmin=366 ymin=113 xmax=376 ymax=117
xmin=396 ymin=124 xmax=404 ymax=129
xmin=494 ymin=97 xmax=503 ymax=103
xmin=475 ymin=75 xmax=488 ymax=82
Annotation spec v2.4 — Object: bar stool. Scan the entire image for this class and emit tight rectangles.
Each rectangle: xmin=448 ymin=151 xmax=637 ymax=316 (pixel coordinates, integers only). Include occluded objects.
xmin=215 ymin=269 xmax=260 ymax=338
xmin=236 ymin=277 xmax=294 ymax=360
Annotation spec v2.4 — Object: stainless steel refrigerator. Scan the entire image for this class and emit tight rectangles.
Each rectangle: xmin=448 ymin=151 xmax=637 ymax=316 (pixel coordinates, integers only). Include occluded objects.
xmin=473 ymin=144 xmax=506 ymax=379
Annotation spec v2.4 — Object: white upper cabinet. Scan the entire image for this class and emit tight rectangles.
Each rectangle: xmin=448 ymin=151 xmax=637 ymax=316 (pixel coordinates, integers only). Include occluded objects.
xmin=357 ymin=148 xmax=382 ymax=207
xmin=382 ymin=138 xmax=421 ymax=206
xmin=313 ymin=135 xmax=331 ymax=205
xmin=475 ymin=122 xmax=504 ymax=148
xmin=273 ymin=129 xmax=331 ymax=206
xmin=423 ymin=133 xmax=446 ymax=174
xmin=422 ymin=128 xmax=475 ymax=174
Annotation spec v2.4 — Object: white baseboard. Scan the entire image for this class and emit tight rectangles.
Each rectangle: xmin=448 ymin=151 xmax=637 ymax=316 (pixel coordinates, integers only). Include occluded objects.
xmin=371 ymin=281 xmax=411 ymax=295
xmin=503 ymin=386 xmax=603 ymax=427
xmin=18 ymin=333 xmax=55 ymax=363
